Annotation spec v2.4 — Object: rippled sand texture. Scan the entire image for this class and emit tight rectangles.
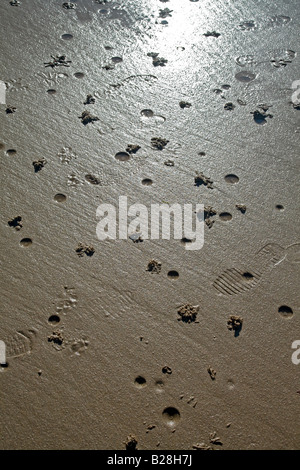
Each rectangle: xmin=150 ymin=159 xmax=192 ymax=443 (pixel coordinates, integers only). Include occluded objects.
xmin=0 ymin=0 xmax=300 ymax=450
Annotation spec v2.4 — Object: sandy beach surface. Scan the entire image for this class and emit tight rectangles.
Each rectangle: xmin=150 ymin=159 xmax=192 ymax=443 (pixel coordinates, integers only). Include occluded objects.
xmin=0 ymin=0 xmax=299 ymax=450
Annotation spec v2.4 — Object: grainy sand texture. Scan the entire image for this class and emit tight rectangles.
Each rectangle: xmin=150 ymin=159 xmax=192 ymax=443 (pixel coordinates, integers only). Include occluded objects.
xmin=0 ymin=0 xmax=300 ymax=450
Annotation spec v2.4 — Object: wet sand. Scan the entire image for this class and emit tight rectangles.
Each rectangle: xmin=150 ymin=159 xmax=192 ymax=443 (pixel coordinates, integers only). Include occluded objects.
xmin=0 ymin=0 xmax=300 ymax=450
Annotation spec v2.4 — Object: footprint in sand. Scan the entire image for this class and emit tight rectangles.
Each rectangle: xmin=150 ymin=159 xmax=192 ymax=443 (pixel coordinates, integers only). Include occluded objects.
xmin=5 ymin=329 xmax=37 ymax=359
xmin=285 ymin=243 xmax=300 ymax=264
xmin=213 ymin=242 xmax=289 ymax=295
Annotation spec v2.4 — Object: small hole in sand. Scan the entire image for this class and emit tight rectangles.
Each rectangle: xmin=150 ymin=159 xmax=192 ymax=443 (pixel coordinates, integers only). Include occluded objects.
xmin=181 ymin=237 xmax=192 ymax=244
xmin=278 ymin=305 xmax=293 ymax=318
xmin=85 ymin=174 xmax=100 ymax=185
xmin=253 ymin=114 xmax=267 ymax=125
xmin=219 ymin=212 xmax=232 ymax=221
xmin=275 ymin=204 xmax=284 ymax=211
xmin=48 ymin=315 xmax=60 ymax=325
xmin=142 ymin=178 xmax=153 ymax=186
xmin=155 ymin=380 xmax=164 ymax=391
xmin=47 ymin=89 xmax=56 ymax=95
xmin=235 ymin=71 xmax=256 ymax=82
xmin=74 ymin=72 xmax=85 ymax=79
xmin=134 ymin=376 xmax=147 ymax=388
xmin=111 ymin=57 xmax=123 ymax=63
xmin=115 ymin=152 xmax=130 ymax=162
xmin=6 ymin=149 xmax=17 ymax=156
xmin=162 ymin=407 xmax=180 ymax=426
xmin=167 ymin=270 xmax=179 ymax=279
xmin=242 ymin=272 xmax=254 ymax=280
xmin=0 ymin=362 xmax=9 ymax=369
xmin=61 ymin=33 xmax=73 ymax=40
xmin=54 ymin=193 xmax=67 ymax=203
xmin=225 ymin=174 xmax=239 ymax=184
xmin=198 ymin=151 xmax=206 ymax=156
xmin=20 ymin=238 xmax=32 ymax=247
xmin=228 ymin=379 xmax=235 ymax=390
xmin=141 ymin=109 xmax=154 ymax=118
